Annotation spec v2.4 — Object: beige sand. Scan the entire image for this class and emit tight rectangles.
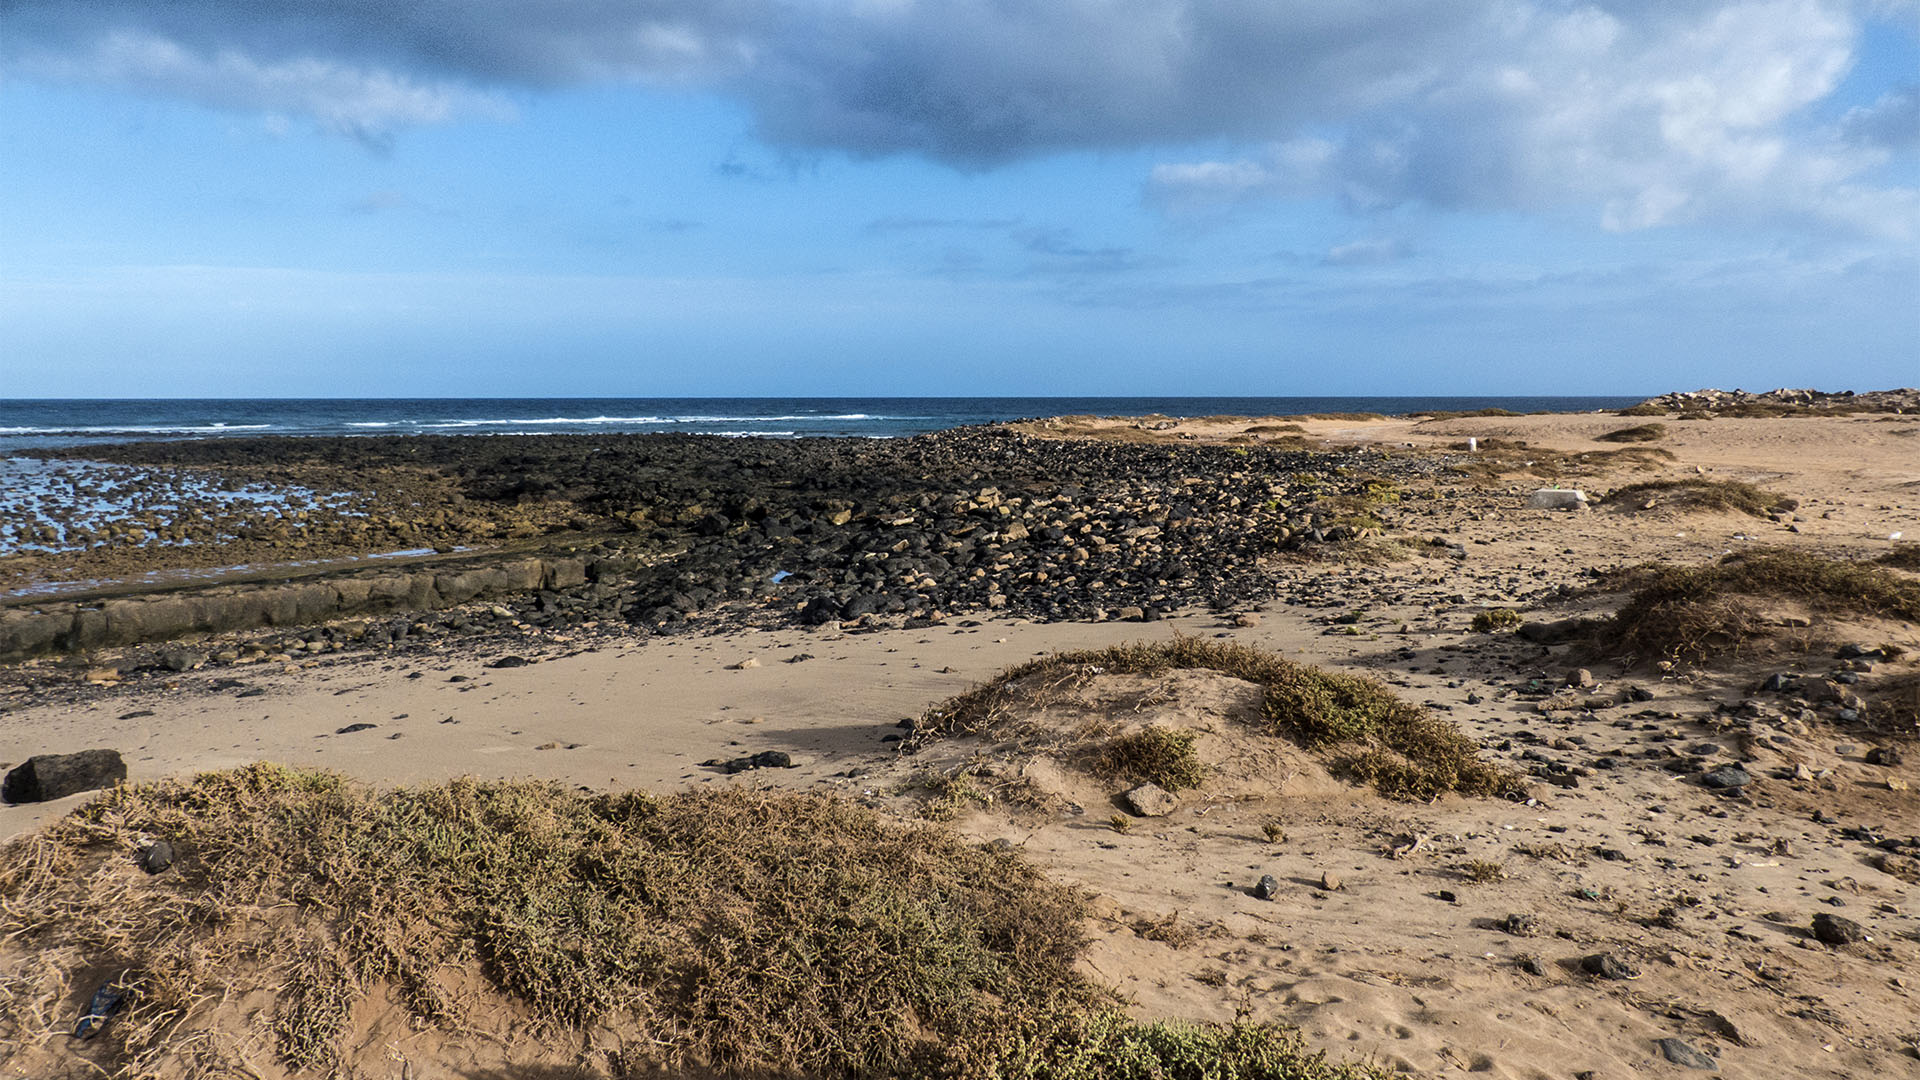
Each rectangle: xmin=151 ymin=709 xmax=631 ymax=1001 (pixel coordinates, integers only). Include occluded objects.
xmin=3 ymin=411 xmax=1917 ymax=1077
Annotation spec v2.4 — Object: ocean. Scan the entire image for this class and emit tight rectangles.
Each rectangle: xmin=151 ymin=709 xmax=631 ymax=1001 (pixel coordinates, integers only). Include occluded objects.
xmin=0 ymin=396 xmax=1641 ymax=454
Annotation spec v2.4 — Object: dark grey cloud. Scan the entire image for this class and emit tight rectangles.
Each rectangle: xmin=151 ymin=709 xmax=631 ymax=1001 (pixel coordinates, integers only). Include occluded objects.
xmin=4 ymin=0 xmax=1913 ymax=234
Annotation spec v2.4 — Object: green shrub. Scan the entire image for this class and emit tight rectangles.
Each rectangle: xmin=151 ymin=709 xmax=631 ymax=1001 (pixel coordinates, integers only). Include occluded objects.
xmin=1471 ymin=608 xmax=1522 ymax=633
xmin=1098 ymin=726 xmax=1208 ymax=791
xmin=921 ymin=639 xmax=1524 ymax=802
xmin=1595 ymin=423 xmax=1666 ymax=443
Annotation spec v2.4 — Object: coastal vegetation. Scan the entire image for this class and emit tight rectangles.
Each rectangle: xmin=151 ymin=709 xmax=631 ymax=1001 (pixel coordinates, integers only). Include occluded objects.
xmin=0 ymin=765 xmax=1388 ymax=1079
xmin=918 ymin=639 xmax=1525 ymax=801
xmin=1601 ymin=478 xmax=1796 ymax=517
xmin=1602 ymin=548 xmax=1920 ymax=664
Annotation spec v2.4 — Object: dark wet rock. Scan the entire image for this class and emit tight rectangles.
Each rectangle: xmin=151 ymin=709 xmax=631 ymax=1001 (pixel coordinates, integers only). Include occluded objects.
xmin=2 ymin=749 xmax=126 ymax=804
xmin=1252 ymin=874 xmax=1280 ymax=901
xmin=1811 ymin=912 xmax=1866 ymax=945
xmin=487 ymin=654 xmax=532 ymax=668
xmin=334 ymin=723 xmax=377 ymax=734
xmin=1655 ymin=1037 xmax=1719 ymax=1070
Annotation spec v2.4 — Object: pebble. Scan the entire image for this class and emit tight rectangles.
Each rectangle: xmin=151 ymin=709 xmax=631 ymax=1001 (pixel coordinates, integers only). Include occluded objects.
xmin=1252 ymin=874 xmax=1280 ymax=901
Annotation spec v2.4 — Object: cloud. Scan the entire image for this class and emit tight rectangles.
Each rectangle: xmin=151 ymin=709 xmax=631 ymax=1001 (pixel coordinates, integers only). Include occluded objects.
xmin=1842 ymin=85 xmax=1920 ymax=150
xmin=1148 ymin=2 xmax=1917 ymax=236
xmin=1321 ymin=238 xmax=1413 ymax=266
xmin=4 ymin=0 xmax=1914 ymax=232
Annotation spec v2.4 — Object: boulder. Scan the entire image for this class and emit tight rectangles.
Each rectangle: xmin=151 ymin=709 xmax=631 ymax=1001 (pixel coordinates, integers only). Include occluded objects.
xmin=2 ymin=750 xmax=127 ymax=804
xmin=1119 ymin=782 xmax=1177 ymax=817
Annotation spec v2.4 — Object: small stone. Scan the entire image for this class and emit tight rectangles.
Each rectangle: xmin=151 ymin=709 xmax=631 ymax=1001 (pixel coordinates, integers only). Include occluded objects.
xmin=1320 ymin=870 xmax=1343 ymax=891
xmin=1700 ymin=765 xmax=1751 ymax=790
xmin=1566 ymin=668 xmax=1596 ymax=689
xmin=1232 ymin=612 xmax=1260 ymax=627
xmin=487 ymin=655 xmax=531 ymax=669
xmin=1866 ymin=746 xmax=1904 ymax=767
xmin=1252 ymin=874 xmax=1280 ymax=901
xmin=1499 ymin=913 xmax=1538 ymax=936
xmin=704 ymin=750 xmax=794 ymax=774
xmin=1889 ymin=777 xmax=1911 ymax=792
xmin=159 ymin=647 xmax=207 ymax=672
xmin=1811 ymin=913 xmax=1866 ymax=945
xmin=1655 ymin=1037 xmax=1719 ymax=1070
xmin=728 ymin=657 xmax=761 ymax=670
xmin=334 ymin=723 xmax=377 ymax=734
xmin=1120 ymin=782 xmax=1178 ymax=818
xmin=1580 ymin=952 xmax=1640 ymax=980
xmin=1436 ymin=890 xmax=1458 ymax=903
xmin=140 ymin=840 xmax=174 ymax=875
xmin=1518 ymin=955 xmax=1548 ymax=976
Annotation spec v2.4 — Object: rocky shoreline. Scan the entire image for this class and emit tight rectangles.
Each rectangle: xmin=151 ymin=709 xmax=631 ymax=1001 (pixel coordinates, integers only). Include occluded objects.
xmin=3 ymin=427 xmax=1454 ymax=663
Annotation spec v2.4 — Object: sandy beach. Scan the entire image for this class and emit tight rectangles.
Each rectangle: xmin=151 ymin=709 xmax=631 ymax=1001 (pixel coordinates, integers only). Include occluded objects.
xmin=3 ymin=401 xmax=1917 ymax=1078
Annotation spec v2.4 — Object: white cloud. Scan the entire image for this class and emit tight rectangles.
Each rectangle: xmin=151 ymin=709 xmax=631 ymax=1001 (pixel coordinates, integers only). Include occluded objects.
xmin=1148 ymin=1 xmax=1916 ymax=237
xmin=3 ymin=0 xmax=1913 ymax=234
xmin=10 ymin=30 xmax=512 ymax=145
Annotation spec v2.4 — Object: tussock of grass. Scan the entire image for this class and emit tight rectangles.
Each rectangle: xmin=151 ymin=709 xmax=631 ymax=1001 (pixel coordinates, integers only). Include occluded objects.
xmin=1616 ymin=403 xmax=1669 ymax=417
xmin=0 ymin=767 xmax=1390 ymax=1079
xmin=1413 ymin=408 xmax=1521 ymax=420
xmin=1881 ymin=545 xmax=1920 ymax=571
xmin=1595 ymin=423 xmax=1666 ymax=443
xmin=987 ymin=1013 xmax=1389 ymax=1080
xmin=1 ymin=768 xmax=1100 ymax=1076
xmin=1602 ymin=479 xmax=1797 ymax=517
xmin=1443 ymin=444 xmax=1675 ymax=481
xmin=1097 ymin=726 xmax=1207 ymax=791
xmin=1604 ymin=548 xmax=1920 ymax=664
xmin=1471 ymin=608 xmax=1522 ymax=633
xmin=920 ymin=639 xmax=1524 ymax=802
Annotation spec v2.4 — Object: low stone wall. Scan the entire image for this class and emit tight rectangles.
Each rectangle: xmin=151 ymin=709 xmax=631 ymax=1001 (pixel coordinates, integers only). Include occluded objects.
xmin=0 ymin=555 xmax=590 ymax=662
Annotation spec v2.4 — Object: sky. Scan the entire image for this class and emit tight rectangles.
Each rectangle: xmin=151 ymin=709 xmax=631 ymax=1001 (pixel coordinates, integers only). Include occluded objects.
xmin=1 ymin=0 xmax=1916 ymax=398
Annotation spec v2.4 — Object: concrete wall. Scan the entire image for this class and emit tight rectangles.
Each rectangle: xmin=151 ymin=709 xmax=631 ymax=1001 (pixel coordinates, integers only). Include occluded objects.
xmin=0 ymin=555 xmax=590 ymax=662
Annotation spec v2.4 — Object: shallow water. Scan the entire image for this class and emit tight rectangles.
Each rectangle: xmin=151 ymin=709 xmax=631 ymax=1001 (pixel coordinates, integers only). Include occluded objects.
xmin=0 ymin=458 xmax=351 ymax=557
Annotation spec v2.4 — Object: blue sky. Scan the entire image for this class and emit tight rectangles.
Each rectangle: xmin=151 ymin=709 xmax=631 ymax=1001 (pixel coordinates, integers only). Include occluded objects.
xmin=1 ymin=1 xmax=1915 ymax=397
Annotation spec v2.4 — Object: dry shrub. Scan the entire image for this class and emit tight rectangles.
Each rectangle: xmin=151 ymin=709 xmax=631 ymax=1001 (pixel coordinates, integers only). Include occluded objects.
xmin=1595 ymin=423 xmax=1667 ymax=443
xmin=1413 ymin=408 xmax=1521 ymax=420
xmin=1616 ymin=403 xmax=1668 ymax=417
xmin=1866 ymin=673 xmax=1920 ymax=739
xmin=1881 ymin=545 xmax=1920 ymax=572
xmin=1602 ymin=479 xmax=1797 ymax=517
xmin=1096 ymin=727 xmax=1207 ymax=791
xmin=0 ymin=768 xmax=1101 ymax=1077
xmin=0 ymin=768 xmax=1393 ymax=1080
xmin=920 ymin=639 xmax=1524 ymax=802
xmin=1604 ymin=548 xmax=1920 ymax=665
